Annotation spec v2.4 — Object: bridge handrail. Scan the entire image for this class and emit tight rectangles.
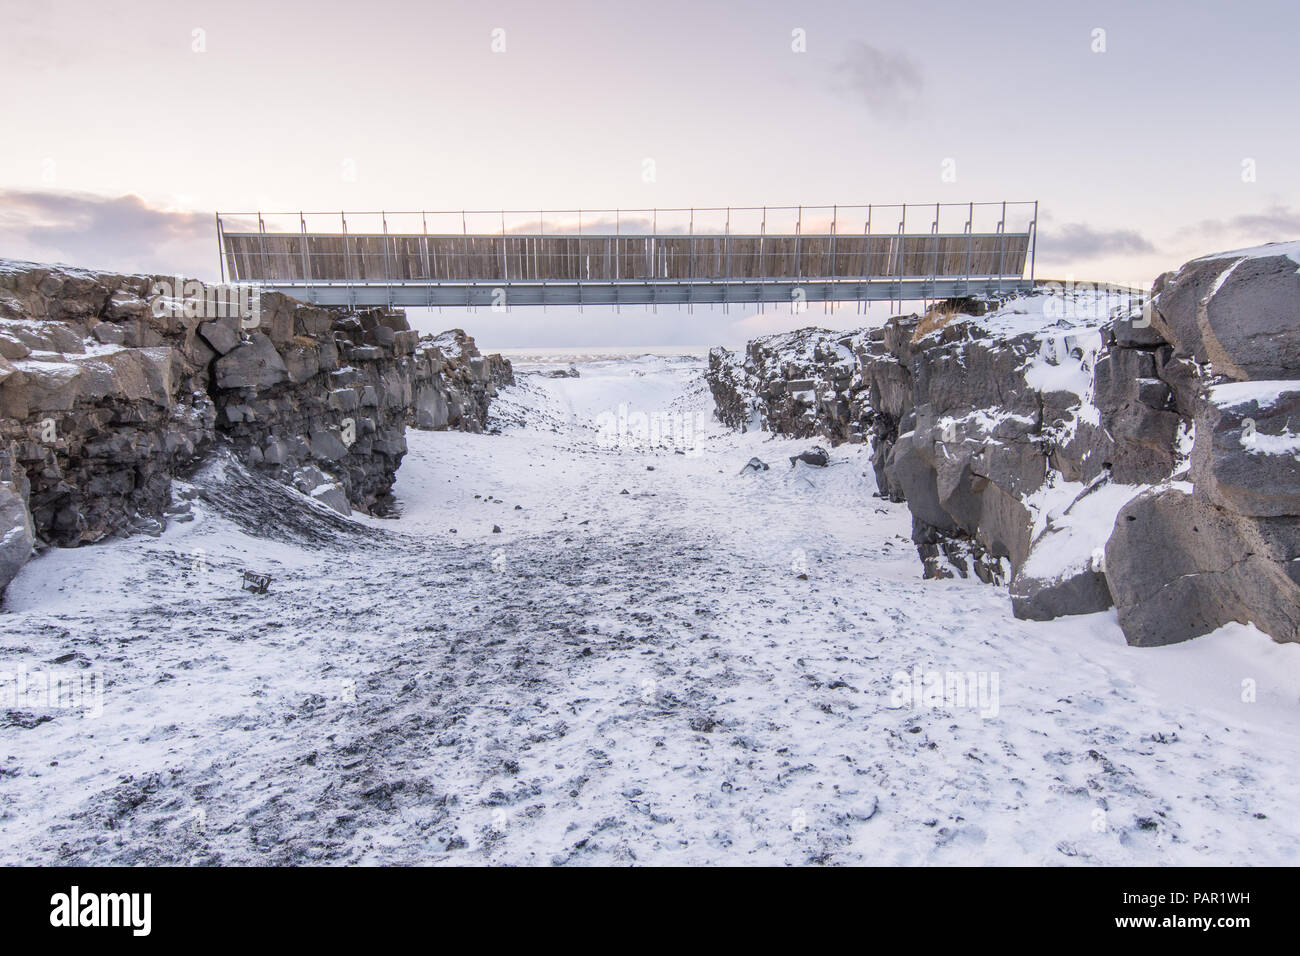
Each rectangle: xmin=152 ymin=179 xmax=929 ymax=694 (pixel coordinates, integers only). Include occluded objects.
xmin=216 ymin=201 xmax=1039 ymax=217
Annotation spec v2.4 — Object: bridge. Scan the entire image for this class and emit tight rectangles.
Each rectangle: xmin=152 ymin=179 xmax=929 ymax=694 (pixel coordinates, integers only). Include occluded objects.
xmin=216 ymin=202 xmax=1037 ymax=308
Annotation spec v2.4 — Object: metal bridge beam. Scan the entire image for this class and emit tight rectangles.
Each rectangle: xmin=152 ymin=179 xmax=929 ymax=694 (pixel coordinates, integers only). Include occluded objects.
xmin=251 ymin=279 xmax=1033 ymax=308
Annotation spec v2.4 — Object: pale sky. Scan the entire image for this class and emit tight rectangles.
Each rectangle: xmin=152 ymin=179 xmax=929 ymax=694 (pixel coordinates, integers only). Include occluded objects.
xmin=1 ymin=0 xmax=1296 ymax=347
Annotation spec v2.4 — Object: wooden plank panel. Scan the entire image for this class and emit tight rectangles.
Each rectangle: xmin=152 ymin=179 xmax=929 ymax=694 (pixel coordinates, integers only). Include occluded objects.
xmin=224 ymin=232 xmax=1032 ymax=284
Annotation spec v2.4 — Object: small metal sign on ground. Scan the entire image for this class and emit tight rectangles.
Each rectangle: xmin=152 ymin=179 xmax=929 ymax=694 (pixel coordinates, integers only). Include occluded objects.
xmin=242 ymin=571 xmax=271 ymax=594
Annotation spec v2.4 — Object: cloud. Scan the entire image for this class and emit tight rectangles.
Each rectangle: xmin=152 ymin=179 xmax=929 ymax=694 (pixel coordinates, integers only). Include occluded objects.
xmin=1040 ymin=222 xmax=1155 ymax=261
xmin=1194 ymin=205 xmax=1300 ymax=240
xmin=833 ymin=42 xmax=924 ymax=119
xmin=0 ymin=189 xmax=215 ymax=279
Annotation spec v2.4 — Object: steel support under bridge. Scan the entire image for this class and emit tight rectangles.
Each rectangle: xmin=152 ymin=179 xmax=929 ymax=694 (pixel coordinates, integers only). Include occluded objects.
xmin=215 ymin=202 xmax=1038 ymax=308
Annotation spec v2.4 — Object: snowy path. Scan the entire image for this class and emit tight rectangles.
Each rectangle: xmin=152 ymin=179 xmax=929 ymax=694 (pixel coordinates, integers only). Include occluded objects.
xmin=1 ymin=355 xmax=1297 ymax=865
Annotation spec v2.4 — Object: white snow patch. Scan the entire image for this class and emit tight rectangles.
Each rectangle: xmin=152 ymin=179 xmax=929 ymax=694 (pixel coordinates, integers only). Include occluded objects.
xmin=1244 ymin=427 xmax=1300 ymax=457
xmin=1209 ymin=380 xmax=1298 ymax=410
xmin=1191 ymin=239 xmax=1300 ymax=270
xmin=1020 ymin=480 xmax=1145 ymax=581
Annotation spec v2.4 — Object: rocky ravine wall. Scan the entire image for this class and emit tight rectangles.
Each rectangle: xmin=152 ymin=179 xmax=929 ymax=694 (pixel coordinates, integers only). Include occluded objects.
xmin=708 ymin=242 xmax=1300 ymax=647
xmin=0 ymin=261 xmax=512 ymax=598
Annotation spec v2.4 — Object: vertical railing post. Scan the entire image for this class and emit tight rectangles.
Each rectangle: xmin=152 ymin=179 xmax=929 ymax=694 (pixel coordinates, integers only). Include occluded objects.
xmin=382 ymin=211 xmax=395 ymax=307
xmin=724 ymin=206 xmax=731 ymax=307
xmin=862 ymin=205 xmax=872 ymax=297
xmin=500 ymin=209 xmax=508 ymax=285
xmin=299 ymin=212 xmax=312 ymax=296
xmin=795 ymin=204 xmax=803 ymax=280
xmin=256 ymin=212 xmax=268 ymax=285
xmin=1029 ymin=200 xmax=1038 ymax=286
xmin=998 ymin=204 xmax=1008 ymax=299
xmin=896 ymin=204 xmax=906 ymax=311
xmin=997 ymin=200 xmax=1007 ymax=297
xmin=575 ymin=209 xmax=583 ymax=311
xmin=651 ymin=208 xmax=658 ymax=279
xmin=342 ymin=212 xmax=353 ymax=308
xmin=830 ymin=205 xmax=838 ymax=281
xmin=930 ymin=201 xmax=940 ymax=297
xmin=963 ymin=202 xmax=973 ymax=296
xmin=421 ymin=211 xmax=432 ymax=287
xmin=215 ymin=213 xmax=226 ymax=284
xmin=465 ymin=211 xmax=472 ymax=308
xmin=688 ymin=207 xmax=695 ymax=298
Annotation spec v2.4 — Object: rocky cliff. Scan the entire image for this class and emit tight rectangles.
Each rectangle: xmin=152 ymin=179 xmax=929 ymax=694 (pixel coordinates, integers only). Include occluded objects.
xmin=0 ymin=261 xmax=511 ymax=600
xmin=707 ymin=326 xmax=873 ymax=444
xmin=409 ymin=328 xmax=514 ymax=433
xmin=707 ymin=243 xmax=1300 ymax=647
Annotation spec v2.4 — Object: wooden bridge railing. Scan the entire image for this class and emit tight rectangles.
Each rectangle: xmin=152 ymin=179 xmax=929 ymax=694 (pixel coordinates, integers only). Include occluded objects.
xmin=214 ymin=203 xmax=1037 ymax=306
xmin=220 ymin=231 xmax=1031 ymax=284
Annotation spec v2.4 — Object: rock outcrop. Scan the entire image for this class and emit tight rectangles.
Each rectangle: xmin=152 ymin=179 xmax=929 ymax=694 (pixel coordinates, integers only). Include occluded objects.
xmin=1104 ymin=484 xmax=1300 ymax=646
xmin=0 ymin=260 xmax=511 ymax=600
xmin=710 ymin=289 xmax=1133 ymax=590
xmin=708 ymin=327 xmax=873 ymax=443
xmin=1101 ymin=242 xmax=1300 ymax=645
xmin=409 ymin=329 xmax=514 ymax=432
xmin=708 ymin=244 xmax=1300 ymax=647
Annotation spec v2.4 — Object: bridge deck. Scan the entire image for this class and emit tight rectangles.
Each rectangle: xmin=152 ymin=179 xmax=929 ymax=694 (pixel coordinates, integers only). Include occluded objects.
xmin=229 ymin=278 xmax=1030 ymax=307
xmin=216 ymin=203 xmax=1036 ymax=306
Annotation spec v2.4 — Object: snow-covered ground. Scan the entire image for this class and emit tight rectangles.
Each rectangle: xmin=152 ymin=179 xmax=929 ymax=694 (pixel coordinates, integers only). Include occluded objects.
xmin=1 ymin=354 xmax=1298 ymax=866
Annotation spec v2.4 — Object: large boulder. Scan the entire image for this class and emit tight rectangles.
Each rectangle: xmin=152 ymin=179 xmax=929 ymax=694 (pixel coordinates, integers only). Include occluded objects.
xmin=885 ymin=430 xmax=957 ymax=534
xmin=1010 ymin=479 xmax=1140 ymax=620
xmin=1104 ymin=486 xmax=1300 ymax=646
xmin=1090 ymin=345 xmax=1182 ymax=483
xmin=198 ymin=314 xmax=241 ymax=355
xmin=0 ymin=482 xmax=33 ymax=599
xmin=1192 ymin=381 xmax=1300 ymax=517
xmin=1152 ymin=242 xmax=1300 ymax=381
xmin=214 ymin=332 xmax=288 ymax=390
xmin=890 ymin=331 xmax=1050 ymax=574
xmin=1010 ymin=566 xmax=1111 ymax=621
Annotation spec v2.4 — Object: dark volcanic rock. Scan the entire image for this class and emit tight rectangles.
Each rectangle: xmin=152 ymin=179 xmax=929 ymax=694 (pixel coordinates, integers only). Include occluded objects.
xmin=707 ymin=328 xmax=870 ymax=443
xmin=409 ymin=329 xmax=514 ymax=433
xmin=1152 ymin=243 xmax=1300 ymax=381
xmin=1010 ymin=565 xmax=1112 ymax=622
xmin=789 ymin=447 xmax=829 ymax=468
xmin=1009 ymin=478 xmax=1123 ymax=621
xmin=1105 ymin=486 xmax=1300 ymax=646
xmin=1191 ymin=382 xmax=1300 ymax=518
xmin=0 ymin=260 xmax=513 ymax=600
xmin=706 ymin=247 xmax=1300 ymax=646
xmin=214 ymin=331 xmax=288 ymax=389
xmin=1090 ymin=344 xmax=1182 ymax=483
xmin=0 ymin=481 xmax=33 ymax=589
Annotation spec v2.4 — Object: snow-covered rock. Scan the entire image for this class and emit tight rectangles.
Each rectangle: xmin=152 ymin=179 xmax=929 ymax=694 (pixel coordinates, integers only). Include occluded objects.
xmin=707 ymin=326 xmax=873 ymax=444
xmin=708 ymin=248 xmax=1300 ymax=647
xmin=1151 ymin=240 xmax=1300 ymax=382
xmin=0 ymin=261 xmax=512 ymax=602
